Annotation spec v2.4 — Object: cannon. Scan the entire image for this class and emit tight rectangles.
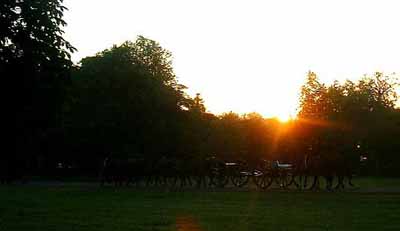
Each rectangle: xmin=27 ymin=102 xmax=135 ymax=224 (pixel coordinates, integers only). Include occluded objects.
xmin=208 ymin=159 xmax=252 ymax=188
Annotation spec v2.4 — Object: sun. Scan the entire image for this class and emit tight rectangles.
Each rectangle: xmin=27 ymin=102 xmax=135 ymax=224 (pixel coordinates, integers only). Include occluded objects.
xmin=277 ymin=115 xmax=290 ymax=123
xmin=257 ymin=106 xmax=296 ymax=123
xmin=276 ymin=113 xmax=293 ymax=123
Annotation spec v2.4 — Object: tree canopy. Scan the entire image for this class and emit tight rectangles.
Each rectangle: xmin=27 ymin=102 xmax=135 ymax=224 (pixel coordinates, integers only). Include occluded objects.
xmin=297 ymin=71 xmax=400 ymax=175
xmin=63 ymin=36 xmax=196 ymax=165
xmin=4 ymin=0 xmax=75 ymax=173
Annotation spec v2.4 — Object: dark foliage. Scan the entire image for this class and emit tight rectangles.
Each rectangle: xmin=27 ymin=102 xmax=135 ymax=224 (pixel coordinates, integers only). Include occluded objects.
xmin=3 ymin=0 xmax=75 ymax=178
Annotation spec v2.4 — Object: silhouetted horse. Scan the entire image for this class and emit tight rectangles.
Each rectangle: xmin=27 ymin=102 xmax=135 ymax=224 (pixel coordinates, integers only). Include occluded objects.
xmin=303 ymin=152 xmax=354 ymax=191
xmin=100 ymin=155 xmax=197 ymax=187
xmin=145 ymin=156 xmax=182 ymax=187
xmin=100 ymin=156 xmax=149 ymax=186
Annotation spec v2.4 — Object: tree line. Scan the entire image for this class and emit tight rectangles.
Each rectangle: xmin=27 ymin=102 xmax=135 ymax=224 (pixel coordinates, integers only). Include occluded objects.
xmin=3 ymin=1 xmax=399 ymax=181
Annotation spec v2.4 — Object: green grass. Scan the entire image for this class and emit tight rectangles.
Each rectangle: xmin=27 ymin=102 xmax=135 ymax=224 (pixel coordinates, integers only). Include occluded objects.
xmin=354 ymin=177 xmax=400 ymax=189
xmin=1 ymin=178 xmax=400 ymax=231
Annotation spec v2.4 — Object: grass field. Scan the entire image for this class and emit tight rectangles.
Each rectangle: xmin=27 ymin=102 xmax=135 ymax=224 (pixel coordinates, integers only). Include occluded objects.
xmin=1 ymin=178 xmax=400 ymax=231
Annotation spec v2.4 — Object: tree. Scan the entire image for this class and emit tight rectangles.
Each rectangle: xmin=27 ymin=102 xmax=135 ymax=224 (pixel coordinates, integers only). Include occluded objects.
xmin=191 ymin=93 xmax=206 ymax=113
xmin=298 ymin=71 xmax=329 ymax=120
xmin=353 ymin=73 xmax=399 ymax=175
xmin=2 ymin=0 xmax=75 ymax=173
xmin=360 ymin=72 xmax=398 ymax=110
xmin=64 ymin=36 xmax=193 ymax=166
xmin=127 ymin=36 xmax=179 ymax=88
xmin=297 ymin=71 xmax=400 ymax=176
xmin=297 ymin=71 xmax=331 ymax=158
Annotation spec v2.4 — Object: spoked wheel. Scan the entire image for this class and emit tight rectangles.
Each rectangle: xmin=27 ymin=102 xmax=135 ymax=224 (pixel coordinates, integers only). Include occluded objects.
xmin=213 ymin=174 xmax=229 ymax=188
xmin=210 ymin=168 xmax=229 ymax=188
xmin=253 ymin=172 xmax=274 ymax=189
xmin=231 ymin=171 xmax=250 ymax=187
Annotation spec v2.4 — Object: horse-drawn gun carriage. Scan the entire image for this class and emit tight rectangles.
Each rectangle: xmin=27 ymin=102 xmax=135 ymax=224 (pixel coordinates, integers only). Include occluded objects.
xmin=252 ymin=160 xmax=298 ymax=189
xmin=207 ymin=158 xmax=251 ymax=188
xmin=207 ymin=158 xmax=300 ymax=189
xmin=100 ymin=153 xmax=355 ymax=191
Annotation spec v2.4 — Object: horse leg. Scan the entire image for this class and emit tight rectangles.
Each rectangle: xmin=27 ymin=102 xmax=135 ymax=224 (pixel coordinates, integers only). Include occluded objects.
xmin=315 ymin=176 xmax=321 ymax=191
xmin=208 ymin=175 xmax=213 ymax=187
xmin=179 ymin=176 xmax=184 ymax=187
xmin=145 ymin=175 xmax=153 ymax=186
xmin=310 ymin=176 xmax=318 ymax=190
xmin=348 ymin=174 xmax=355 ymax=187
xmin=194 ymin=176 xmax=201 ymax=188
xmin=126 ymin=176 xmax=133 ymax=187
xmin=157 ymin=175 xmax=163 ymax=186
xmin=197 ymin=176 xmax=203 ymax=188
xmin=202 ymin=176 xmax=207 ymax=188
xmin=154 ymin=175 xmax=159 ymax=186
xmin=299 ymin=175 xmax=305 ymax=190
xmin=183 ymin=176 xmax=189 ymax=187
xmin=161 ymin=175 xmax=167 ymax=186
xmin=188 ymin=176 xmax=193 ymax=187
xmin=100 ymin=177 xmax=105 ymax=187
xmin=325 ymin=175 xmax=333 ymax=191
xmin=303 ymin=175 xmax=308 ymax=189
xmin=340 ymin=176 xmax=345 ymax=189
xmin=335 ymin=176 xmax=344 ymax=190
xmin=118 ymin=176 xmax=123 ymax=187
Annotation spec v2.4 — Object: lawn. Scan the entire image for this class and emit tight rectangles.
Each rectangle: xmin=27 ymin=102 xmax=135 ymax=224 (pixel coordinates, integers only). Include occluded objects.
xmin=1 ymin=178 xmax=400 ymax=231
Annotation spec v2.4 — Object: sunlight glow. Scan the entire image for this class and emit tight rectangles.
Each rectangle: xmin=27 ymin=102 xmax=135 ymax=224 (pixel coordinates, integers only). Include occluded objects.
xmin=276 ymin=114 xmax=292 ymax=123
xmin=64 ymin=0 xmax=400 ymax=118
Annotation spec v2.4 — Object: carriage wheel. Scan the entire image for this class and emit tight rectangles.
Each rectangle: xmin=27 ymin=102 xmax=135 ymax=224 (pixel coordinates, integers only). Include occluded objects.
xmin=231 ymin=172 xmax=250 ymax=187
xmin=209 ymin=167 xmax=229 ymax=188
xmin=209 ymin=161 xmax=229 ymax=188
xmin=210 ymin=173 xmax=229 ymax=187
xmin=253 ymin=173 xmax=273 ymax=189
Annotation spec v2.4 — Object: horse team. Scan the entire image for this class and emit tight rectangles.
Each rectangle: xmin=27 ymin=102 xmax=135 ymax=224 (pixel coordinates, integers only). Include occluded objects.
xmin=100 ymin=153 xmax=355 ymax=191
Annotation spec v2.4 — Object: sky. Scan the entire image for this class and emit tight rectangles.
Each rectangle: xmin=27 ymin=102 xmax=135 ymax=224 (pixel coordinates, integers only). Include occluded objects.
xmin=64 ymin=0 xmax=400 ymax=119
